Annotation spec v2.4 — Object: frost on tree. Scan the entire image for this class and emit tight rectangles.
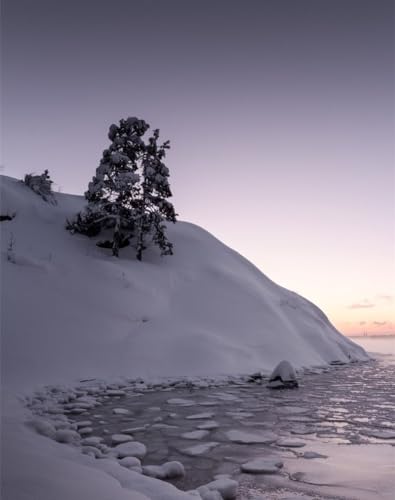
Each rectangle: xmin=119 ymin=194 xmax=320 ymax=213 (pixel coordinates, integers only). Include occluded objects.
xmin=67 ymin=117 xmax=176 ymax=258
xmin=24 ymin=170 xmax=56 ymax=204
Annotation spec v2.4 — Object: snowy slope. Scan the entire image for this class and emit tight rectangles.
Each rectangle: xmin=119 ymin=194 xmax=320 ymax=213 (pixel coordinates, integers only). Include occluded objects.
xmin=1 ymin=175 xmax=367 ymax=391
xmin=0 ymin=175 xmax=368 ymax=500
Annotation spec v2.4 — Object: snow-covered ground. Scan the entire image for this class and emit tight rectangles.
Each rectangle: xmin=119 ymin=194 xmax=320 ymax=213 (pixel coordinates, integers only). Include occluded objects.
xmin=0 ymin=175 xmax=369 ymax=500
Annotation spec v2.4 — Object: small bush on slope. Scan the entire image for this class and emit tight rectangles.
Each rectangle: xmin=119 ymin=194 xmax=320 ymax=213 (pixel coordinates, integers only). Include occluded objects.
xmin=24 ymin=170 xmax=56 ymax=205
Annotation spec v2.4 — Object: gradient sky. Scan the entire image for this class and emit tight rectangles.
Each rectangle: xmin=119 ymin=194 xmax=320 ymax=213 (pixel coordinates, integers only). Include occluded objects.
xmin=2 ymin=0 xmax=394 ymax=335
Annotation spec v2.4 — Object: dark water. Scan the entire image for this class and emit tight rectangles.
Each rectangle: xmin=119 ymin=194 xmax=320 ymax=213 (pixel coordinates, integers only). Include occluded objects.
xmin=69 ymin=352 xmax=395 ymax=499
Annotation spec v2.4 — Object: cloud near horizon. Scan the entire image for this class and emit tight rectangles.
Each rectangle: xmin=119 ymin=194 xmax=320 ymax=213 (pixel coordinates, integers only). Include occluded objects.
xmin=376 ymin=294 xmax=394 ymax=303
xmin=348 ymin=300 xmax=375 ymax=309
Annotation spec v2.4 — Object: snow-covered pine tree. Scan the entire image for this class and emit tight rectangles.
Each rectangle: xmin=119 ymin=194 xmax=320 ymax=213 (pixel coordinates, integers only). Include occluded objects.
xmin=67 ymin=117 xmax=176 ymax=259
xmin=136 ymin=128 xmax=176 ymax=260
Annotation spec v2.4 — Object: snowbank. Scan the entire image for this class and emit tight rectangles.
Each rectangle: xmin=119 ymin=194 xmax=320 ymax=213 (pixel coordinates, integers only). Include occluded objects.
xmin=0 ymin=175 xmax=368 ymax=499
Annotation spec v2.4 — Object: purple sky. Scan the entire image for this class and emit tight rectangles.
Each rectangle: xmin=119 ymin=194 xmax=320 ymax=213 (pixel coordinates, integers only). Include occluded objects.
xmin=2 ymin=0 xmax=394 ymax=334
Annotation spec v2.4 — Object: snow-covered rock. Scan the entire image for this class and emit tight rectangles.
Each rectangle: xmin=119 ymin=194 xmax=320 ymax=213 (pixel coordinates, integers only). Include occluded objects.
xmin=54 ymin=429 xmax=81 ymax=444
xmin=142 ymin=461 xmax=185 ymax=479
xmin=198 ymin=478 xmax=238 ymax=500
xmin=81 ymin=436 xmax=103 ymax=446
xmin=118 ymin=456 xmax=143 ymax=473
xmin=267 ymin=360 xmax=298 ymax=389
xmin=28 ymin=418 xmax=56 ymax=439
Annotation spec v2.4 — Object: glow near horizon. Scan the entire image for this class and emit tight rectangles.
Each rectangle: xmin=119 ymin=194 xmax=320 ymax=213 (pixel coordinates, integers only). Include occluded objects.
xmin=2 ymin=0 xmax=394 ymax=336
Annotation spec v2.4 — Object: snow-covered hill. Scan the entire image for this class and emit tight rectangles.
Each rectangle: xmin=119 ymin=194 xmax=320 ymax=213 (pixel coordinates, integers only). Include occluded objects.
xmin=0 ymin=175 xmax=368 ymax=500
xmin=1 ymin=175 xmax=366 ymax=390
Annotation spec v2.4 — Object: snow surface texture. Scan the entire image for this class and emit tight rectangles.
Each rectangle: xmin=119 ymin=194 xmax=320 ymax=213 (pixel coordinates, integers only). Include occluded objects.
xmin=0 ymin=176 xmax=368 ymax=500
xmin=1 ymin=175 xmax=367 ymax=389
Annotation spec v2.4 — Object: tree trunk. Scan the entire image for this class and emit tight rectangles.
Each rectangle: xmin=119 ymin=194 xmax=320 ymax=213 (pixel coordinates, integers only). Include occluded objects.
xmin=112 ymin=216 xmax=121 ymax=257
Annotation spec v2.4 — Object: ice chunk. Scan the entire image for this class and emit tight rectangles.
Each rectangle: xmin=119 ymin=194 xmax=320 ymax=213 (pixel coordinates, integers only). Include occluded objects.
xmin=225 ymin=430 xmax=277 ymax=444
xmin=197 ymin=420 xmax=219 ymax=430
xmin=276 ymin=438 xmax=306 ymax=448
xmin=241 ymin=457 xmax=283 ymax=474
xmin=181 ymin=430 xmax=210 ymax=440
xmin=181 ymin=442 xmax=219 ymax=456
xmin=111 ymin=434 xmax=134 ymax=444
xmin=113 ymin=441 xmax=147 ymax=459
xmin=186 ymin=412 xmax=215 ymax=420
xmin=167 ymin=398 xmax=195 ymax=406
xmin=112 ymin=408 xmax=130 ymax=415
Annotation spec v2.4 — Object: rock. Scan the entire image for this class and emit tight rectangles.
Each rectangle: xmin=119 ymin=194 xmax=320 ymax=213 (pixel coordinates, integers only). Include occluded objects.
xmin=267 ymin=360 xmax=298 ymax=389
xmin=241 ymin=457 xmax=283 ymax=474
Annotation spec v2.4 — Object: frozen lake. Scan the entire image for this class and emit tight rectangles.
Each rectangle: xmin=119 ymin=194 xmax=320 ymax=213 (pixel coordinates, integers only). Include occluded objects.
xmin=57 ymin=337 xmax=394 ymax=500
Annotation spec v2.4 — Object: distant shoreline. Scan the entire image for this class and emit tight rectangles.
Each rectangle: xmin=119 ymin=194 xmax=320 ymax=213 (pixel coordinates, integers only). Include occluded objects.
xmin=347 ymin=334 xmax=395 ymax=339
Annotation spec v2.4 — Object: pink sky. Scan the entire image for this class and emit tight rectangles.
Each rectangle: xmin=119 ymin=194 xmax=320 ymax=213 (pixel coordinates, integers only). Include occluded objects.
xmin=2 ymin=0 xmax=394 ymax=336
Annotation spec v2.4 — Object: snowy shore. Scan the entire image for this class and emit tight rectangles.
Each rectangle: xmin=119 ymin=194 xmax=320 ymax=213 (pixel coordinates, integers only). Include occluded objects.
xmin=1 ymin=175 xmax=370 ymax=500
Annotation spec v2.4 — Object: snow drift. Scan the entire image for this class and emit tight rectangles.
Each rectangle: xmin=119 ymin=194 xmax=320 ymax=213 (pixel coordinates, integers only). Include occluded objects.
xmin=1 ymin=174 xmax=367 ymax=390
xmin=1 ymin=175 xmax=368 ymax=500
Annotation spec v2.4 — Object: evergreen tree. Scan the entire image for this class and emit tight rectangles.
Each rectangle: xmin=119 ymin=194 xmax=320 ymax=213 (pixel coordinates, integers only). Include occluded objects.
xmin=136 ymin=128 xmax=176 ymax=260
xmin=67 ymin=117 xmax=176 ymax=259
